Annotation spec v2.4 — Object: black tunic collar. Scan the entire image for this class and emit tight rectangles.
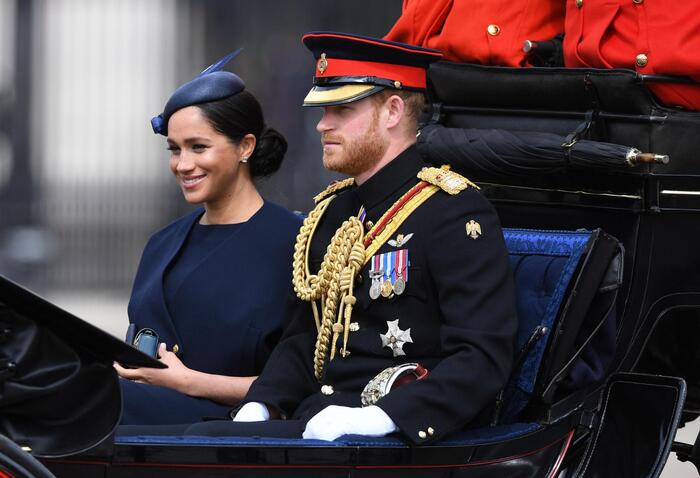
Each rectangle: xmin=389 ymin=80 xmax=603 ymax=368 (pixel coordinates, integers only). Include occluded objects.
xmin=354 ymin=145 xmax=424 ymax=211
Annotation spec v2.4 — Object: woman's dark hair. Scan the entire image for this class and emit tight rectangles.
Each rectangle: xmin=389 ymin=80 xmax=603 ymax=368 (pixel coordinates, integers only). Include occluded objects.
xmin=196 ymin=90 xmax=287 ymax=178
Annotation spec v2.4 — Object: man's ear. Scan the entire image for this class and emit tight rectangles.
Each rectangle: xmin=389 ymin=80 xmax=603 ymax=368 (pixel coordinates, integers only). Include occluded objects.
xmin=384 ymin=94 xmax=405 ymax=130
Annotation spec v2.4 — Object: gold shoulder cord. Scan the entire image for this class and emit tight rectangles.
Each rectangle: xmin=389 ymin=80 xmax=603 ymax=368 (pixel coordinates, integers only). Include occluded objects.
xmin=292 ymin=195 xmax=365 ymax=381
xmin=293 ymin=166 xmax=475 ymax=382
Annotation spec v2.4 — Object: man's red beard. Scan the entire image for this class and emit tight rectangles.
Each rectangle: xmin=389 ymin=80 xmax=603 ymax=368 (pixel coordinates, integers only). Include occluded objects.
xmin=321 ymin=109 xmax=389 ymax=177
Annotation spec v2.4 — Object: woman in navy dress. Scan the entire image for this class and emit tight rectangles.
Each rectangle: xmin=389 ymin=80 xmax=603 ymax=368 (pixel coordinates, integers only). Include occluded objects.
xmin=114 ymin=53 xmax=302 ymax=424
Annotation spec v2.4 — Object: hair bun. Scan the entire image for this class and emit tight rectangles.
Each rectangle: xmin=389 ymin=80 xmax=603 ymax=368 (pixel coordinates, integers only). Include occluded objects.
xmin=250 ymin=126 xmax=287 ymax=178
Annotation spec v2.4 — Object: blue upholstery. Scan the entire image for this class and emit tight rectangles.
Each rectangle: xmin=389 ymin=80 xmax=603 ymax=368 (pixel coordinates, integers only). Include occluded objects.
xmin=500 ymin=228 xmax=591 ymax=422
xmin=115 ymin=228 xmax=591 ymax=448
xmin=115 ymin=422 xmax=542 ymax=448
xmin=338 ymin=422 xmax=541 ymax=446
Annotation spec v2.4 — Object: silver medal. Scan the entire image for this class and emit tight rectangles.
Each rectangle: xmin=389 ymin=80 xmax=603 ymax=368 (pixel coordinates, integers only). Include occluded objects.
xmin=369 ymin=269 xmax=383 ymax=300
xmin=393 ymin=276 xmax=406 ymax=295
xmin=370 ymin=281 xmax=381 ymax=300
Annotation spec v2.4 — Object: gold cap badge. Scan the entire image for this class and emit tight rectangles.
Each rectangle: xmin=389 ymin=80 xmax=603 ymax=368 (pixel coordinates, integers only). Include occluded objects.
xmin=318 ymin=53 xmax=328 ymax=74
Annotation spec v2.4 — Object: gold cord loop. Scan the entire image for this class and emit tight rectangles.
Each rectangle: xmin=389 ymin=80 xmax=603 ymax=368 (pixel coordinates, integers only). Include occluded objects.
xmin=293 ymin=171 xmax=461 ymax=382
xmin=293 ymin=200 xmax=365 ymax=380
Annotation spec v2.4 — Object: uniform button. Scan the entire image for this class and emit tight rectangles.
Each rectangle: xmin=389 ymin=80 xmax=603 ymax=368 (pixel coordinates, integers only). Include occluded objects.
xmin=487 ymin=24 xmax=500 ymax=36
xmin=349 ymin=322 xmax=360 ymax=332
xmin=427 ymin=427 xmax=435 ymax=436
xmin=418 ymin=430 xmax=427 ymax=439
xmin=321 ymin=385 xmax=334 ymax=395
xmin=365 ymin=220 xmax=374 ymax=230
xmin=575 ymin=0 xmax=583 ymax=7
xmin=356 ymin=274 xmax=363 ymax=285
xmin=636 ymin=53 xmax=648 ymax=67
xmin=632 ymin=0 xmax=643 ymax=3
xmin=172 ymin=344 xmax=180 ymax=354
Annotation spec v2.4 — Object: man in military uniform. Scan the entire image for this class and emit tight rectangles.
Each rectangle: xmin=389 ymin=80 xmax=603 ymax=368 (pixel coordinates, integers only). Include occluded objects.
xmin=187 ymin=32 xmax=518 ymax=445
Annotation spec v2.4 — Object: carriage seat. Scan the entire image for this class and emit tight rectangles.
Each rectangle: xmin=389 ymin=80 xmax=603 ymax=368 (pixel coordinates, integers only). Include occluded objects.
xmin=116 ymin=228 xmax=622 ymax=449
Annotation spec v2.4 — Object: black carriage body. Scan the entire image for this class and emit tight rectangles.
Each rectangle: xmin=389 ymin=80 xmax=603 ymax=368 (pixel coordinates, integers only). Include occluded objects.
xmin=427 ymin=62 xmax=700 ymax=387
xmin=2 ymin=64 xmax=697 ymax=478
xmin=41 ymin=227 xmax=611 ymax=478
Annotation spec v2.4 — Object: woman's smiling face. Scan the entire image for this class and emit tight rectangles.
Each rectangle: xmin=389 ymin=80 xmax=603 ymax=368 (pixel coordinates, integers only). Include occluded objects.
xmin=166 ymin=106 xmax=245 ymax=207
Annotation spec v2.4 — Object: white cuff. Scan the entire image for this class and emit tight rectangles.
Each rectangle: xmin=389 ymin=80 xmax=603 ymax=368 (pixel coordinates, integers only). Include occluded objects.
xmin=232 ymin=401 xmax=270 ymax=422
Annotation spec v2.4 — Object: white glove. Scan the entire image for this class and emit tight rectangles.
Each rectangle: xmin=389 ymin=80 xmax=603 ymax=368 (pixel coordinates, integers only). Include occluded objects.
xmin=232 ymin=401 xmax=270 ymax=422
xmin=302 ymin=405 xmax=398 ymax=441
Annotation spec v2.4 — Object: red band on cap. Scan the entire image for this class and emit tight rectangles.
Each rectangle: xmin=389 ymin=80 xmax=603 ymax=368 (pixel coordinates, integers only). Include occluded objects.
xmin=317 ymin=57 xmax=427 ymax=89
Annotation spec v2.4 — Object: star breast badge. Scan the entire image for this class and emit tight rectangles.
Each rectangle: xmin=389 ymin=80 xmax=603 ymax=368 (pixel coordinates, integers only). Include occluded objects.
xmin=380 ymin=319 xmax=413 ymax=357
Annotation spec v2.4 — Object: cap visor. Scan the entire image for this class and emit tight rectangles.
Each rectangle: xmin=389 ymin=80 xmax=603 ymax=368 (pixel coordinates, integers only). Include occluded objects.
xmin=303 ymin=84 xmax=383 ymax=106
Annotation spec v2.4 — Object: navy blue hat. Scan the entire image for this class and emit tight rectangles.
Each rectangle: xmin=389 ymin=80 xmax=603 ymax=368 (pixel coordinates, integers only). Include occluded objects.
xmin=301 ymin=32 xmax=442 ymax=107
xmin=151 ymin=49 xmax=245 ymax=135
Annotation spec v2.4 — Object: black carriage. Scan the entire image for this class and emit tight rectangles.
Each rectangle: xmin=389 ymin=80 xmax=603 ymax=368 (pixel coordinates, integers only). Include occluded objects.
xmin=1 ymin=62 xmax=698 ymax=477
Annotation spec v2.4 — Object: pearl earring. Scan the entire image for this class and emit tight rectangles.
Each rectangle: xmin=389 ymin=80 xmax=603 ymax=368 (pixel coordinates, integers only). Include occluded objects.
xmin=241 ymin=156 xmax=249 ymax=163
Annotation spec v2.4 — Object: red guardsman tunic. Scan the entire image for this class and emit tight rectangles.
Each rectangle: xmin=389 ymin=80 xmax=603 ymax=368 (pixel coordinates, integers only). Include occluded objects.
xmin=563 ymin=0 xmax=700 ymax=110
xmin=384 ymin=0 xmax=565 ymax=67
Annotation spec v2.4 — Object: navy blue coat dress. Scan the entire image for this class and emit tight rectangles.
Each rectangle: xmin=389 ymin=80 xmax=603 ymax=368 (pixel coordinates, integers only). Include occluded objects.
xmin=120 ymin=201 xmax=302 ymax=424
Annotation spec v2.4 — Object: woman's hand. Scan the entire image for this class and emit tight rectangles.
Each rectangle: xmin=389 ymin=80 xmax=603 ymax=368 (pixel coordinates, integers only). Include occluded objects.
xmin=114 ymin=343 xmax=193 ymax=394
xmin=114 ymin=343 xmax=257 ymax=405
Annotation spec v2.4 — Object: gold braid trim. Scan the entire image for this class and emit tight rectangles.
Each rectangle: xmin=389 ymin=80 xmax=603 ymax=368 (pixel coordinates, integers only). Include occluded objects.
xmin=418 ymin=165 xmax=479 ymax=194
xmin=292 ymin=196 xmax=334 ymax=332
xmin=293 ymin=178 xmax=446 ymax=382
xmin=292 ymin=194 xmax=365 ymax=381
xmin=313 ymin=178 xmax=355 ymax=204
xmin=362 ymin=184 xmax=440 ymax=262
